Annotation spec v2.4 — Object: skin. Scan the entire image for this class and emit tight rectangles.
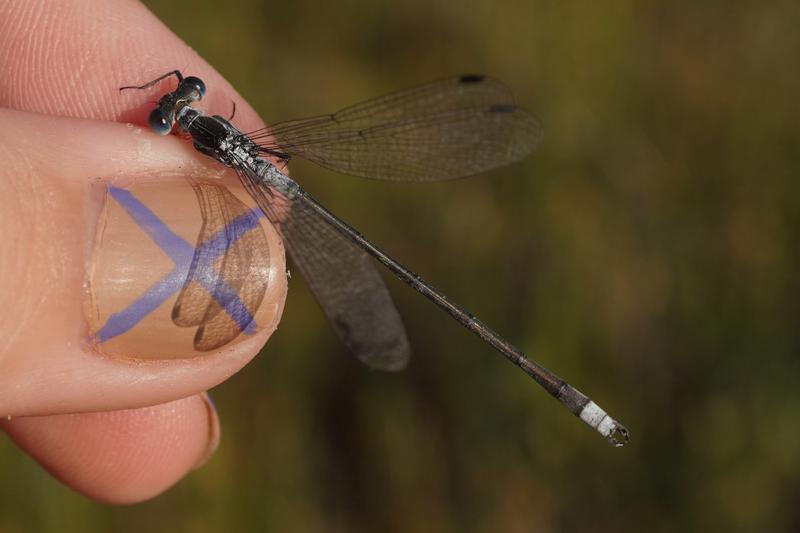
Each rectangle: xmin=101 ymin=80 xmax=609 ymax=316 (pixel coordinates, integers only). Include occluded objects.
xmin=0 ymin=0 xmax=288 ymax=503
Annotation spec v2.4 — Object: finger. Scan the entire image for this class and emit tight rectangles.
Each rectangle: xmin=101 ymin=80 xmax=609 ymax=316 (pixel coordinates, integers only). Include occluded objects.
xmin=0 ymin=0 xmax=265 ymax=132
xmin=1 ymin=394 xmax=220 ymax=504
xmin=0 ymin=0 xmax=285 ymax=503
xmin=0 ymin=108 xmax=286 ymax=416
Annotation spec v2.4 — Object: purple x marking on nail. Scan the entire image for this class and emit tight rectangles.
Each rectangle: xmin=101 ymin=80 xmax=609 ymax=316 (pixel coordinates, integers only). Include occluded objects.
xmin=93 ymin=185 xmax=266 ymax=345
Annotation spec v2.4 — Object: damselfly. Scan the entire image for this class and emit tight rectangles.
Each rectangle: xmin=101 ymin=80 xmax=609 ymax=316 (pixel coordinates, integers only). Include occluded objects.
xmin=121 ymin=71 xmax=629 ymax=446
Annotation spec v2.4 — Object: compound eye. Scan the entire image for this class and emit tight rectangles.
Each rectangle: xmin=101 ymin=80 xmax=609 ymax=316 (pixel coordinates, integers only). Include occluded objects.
xmin=183 ymin=76 xmax=206 ymax=98
xmin=148 ymin=109 xmax=173 ymax=135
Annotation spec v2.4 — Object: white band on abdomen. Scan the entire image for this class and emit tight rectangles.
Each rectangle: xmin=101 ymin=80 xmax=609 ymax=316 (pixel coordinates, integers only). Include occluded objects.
xmin=579 ymin=401 xmax=612 ymax=437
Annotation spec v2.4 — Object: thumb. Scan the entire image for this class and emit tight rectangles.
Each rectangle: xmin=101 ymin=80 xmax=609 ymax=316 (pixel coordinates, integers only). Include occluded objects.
xmin=0 ymin=107 xmax=287 ymax=416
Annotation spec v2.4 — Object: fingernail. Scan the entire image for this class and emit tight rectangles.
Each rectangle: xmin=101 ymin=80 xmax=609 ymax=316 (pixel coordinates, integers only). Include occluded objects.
xmin=193 ymin=392 xmax=221 ymax=470
xmin=85 ymin=178 xmax=278 ymax=359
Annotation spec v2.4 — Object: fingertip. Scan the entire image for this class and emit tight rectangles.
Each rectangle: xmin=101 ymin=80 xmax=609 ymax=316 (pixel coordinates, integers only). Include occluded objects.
xmin=0 ymin=109 xmax=286 ymax=416
xmin=1 ymin=394 xmax=219 ymax=504
xmin=0 ymin=0 xmax=265 ymax=133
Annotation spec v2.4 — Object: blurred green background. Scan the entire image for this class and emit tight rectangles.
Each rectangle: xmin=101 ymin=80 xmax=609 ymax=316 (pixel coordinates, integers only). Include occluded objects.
xmin=2 ymin=1 xmax=799 ymax=531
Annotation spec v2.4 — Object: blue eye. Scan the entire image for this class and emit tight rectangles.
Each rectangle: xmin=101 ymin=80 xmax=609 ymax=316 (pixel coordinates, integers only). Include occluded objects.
xmin=148 ymin=109 xmax=173 ymax=135
xmin=183 ymin=76 xmax=206 ymax=98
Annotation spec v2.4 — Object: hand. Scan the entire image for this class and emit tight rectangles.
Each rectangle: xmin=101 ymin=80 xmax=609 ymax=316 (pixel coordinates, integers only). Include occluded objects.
xmin=0 ymin=0 xmax=287 ymax=503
